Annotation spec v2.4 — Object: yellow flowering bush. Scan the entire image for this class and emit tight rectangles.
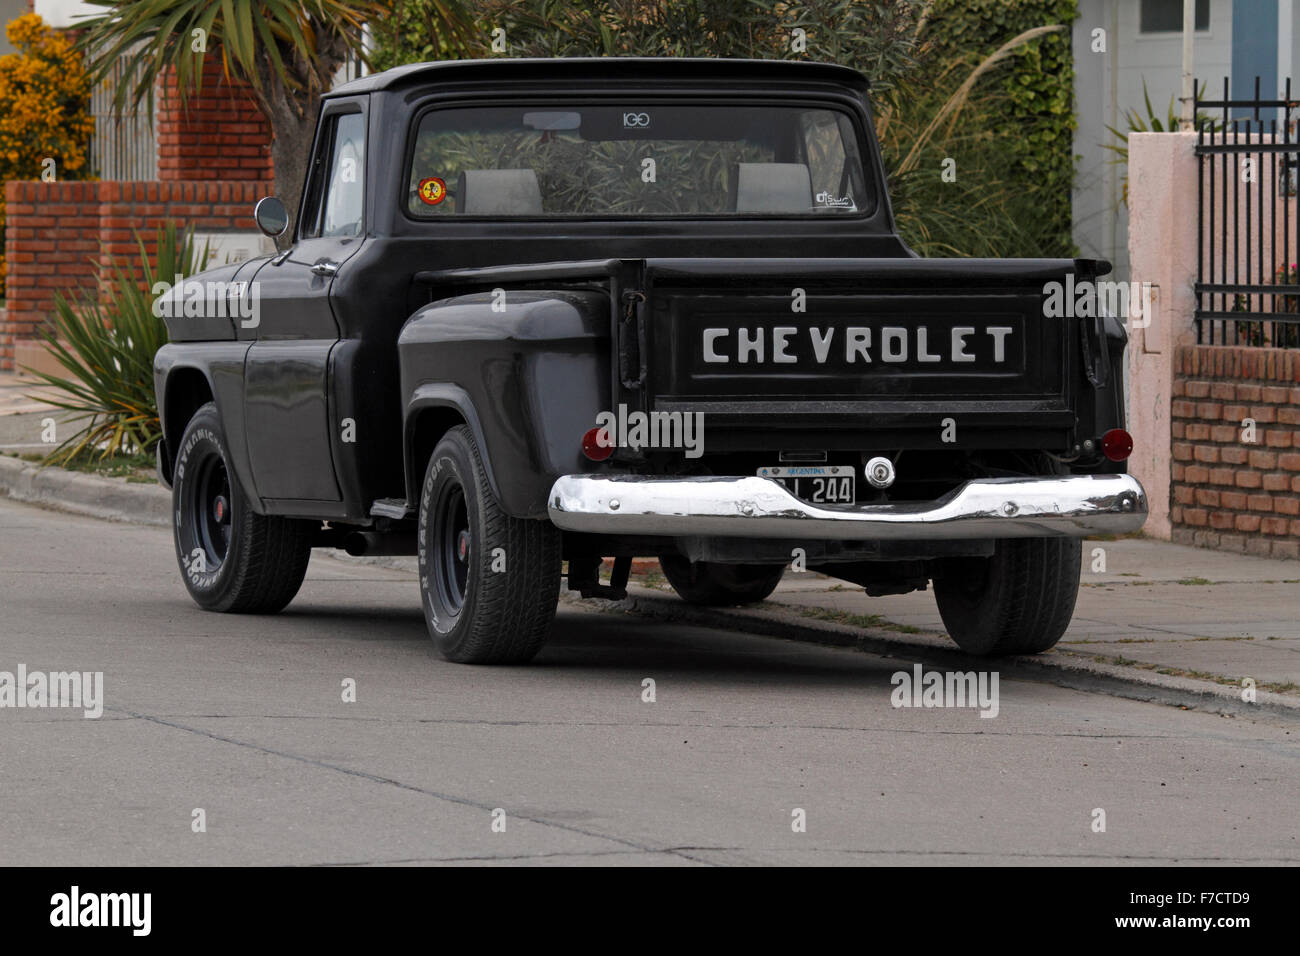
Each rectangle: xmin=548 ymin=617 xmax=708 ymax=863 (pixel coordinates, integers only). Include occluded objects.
xmin=0 ymin=14 xmax=95 ymax=297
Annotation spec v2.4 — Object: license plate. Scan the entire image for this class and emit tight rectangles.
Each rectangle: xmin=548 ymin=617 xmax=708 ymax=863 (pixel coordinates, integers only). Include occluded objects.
xmin=757 ymin=465 xmax=856 ymax=504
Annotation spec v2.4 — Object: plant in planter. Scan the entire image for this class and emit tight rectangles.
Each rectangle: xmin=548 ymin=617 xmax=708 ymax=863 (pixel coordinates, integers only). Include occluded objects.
xmin=1229 ymin=292 xmax=1267 ymax=347
xmin=1272 ymin=262 xmax=1300 ymax=347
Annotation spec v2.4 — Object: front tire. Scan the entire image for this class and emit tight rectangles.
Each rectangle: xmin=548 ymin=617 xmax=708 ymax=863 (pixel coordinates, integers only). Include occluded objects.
xmin=659 ymin=555 xmax=786 ymax=607
xmin=417 ymin=425 xmax=561 ymax=663
xmin=932 ymin=538 xmax=1081 ymax=655
xmin=171 ymin=402 xmax=312 ymax=613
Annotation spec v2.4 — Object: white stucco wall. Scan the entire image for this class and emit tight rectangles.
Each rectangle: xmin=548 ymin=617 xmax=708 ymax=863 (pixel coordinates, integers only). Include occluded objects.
xmin=1127 ymin=132 xmax=1202 ymax=540
xmin=1118 ymin=0 xmax=1234 ymax=107
xmin=32 ymin=0 xmax=98 ymax=29
xmin=0 ymin=0 xmax=31 ymax=53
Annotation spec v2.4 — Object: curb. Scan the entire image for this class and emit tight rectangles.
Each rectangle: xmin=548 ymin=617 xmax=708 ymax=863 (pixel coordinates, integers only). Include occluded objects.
xmin=0 ymin=456 xmax=170 ymax=527
xmin=3 ymin=457 xmax=1295 ymax=720
xmin=562 ymin=587 xmax=1300 ymax=722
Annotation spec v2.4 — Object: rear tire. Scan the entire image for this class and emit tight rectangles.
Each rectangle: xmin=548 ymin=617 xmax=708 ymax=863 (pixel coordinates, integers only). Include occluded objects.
xmin=417 ymin=425 xmax=561 ymax=663
xmin=171 ymin=402 xmax=312 ymax=613
xmin=659 ymin=555 xmax=786 ymax=607
xmin=933 ymin=538 xmax=1081 ymax=655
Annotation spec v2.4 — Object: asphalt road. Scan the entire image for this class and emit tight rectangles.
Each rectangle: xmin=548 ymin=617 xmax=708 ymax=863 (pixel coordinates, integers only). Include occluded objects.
xmin=1 ymin=497 xmax=1296 ymax=866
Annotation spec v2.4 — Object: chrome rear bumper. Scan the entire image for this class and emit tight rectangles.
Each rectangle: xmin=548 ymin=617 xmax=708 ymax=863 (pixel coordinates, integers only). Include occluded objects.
xmin=547 ymin=473 xmax=1147 ymax=540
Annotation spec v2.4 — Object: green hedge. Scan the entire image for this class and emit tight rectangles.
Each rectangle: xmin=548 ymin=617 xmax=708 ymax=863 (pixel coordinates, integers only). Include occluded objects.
xmin=922 ymin=0 xmax=1078 ymax=255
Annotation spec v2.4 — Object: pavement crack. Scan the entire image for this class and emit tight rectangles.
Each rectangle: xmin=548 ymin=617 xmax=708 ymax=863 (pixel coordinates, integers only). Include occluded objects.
xmin=112 ymin=705 xmax=717 ymax=866
xmin=312 ymin=847 xmax=723 ymax=865
xmin=312 ymin=846 xmax=1299 ymax=864
xmin=119 ymin=712 xmax=1198 ymax=739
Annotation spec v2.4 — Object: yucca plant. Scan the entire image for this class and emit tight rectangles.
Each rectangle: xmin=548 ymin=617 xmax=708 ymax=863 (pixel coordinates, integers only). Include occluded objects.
xmin=23 ymin=222 xmax=207 ymax=464
xmin=1102 ymin=79 xmax=1219 ymax=207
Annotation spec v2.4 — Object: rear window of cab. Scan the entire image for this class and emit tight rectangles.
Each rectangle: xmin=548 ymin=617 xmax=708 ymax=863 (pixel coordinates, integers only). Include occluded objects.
xmin=404 ymin=102 xmax=871 ymax=219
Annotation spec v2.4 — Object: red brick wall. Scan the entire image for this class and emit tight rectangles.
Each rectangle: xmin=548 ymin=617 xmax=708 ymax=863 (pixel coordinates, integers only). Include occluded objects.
xmin=1 ymin=180 xmax=267 ymax=370
xmin=97 ymin=181 xmax=266 ymax=276
xmin=157 ymin=59 xmax=273 ymax=184
xmin=1171 ymin=345 xmax=1300 ymax=559
xmin=2 ymin=182 xmax=101 ymax=369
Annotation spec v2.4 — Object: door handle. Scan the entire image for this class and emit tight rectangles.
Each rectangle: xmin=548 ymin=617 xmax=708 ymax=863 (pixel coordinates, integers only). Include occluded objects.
xmin=311 ymin=259 xmax=339 ymax=277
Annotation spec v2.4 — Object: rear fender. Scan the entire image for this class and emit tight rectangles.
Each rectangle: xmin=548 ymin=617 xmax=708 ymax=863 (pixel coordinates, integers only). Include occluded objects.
xmin=399 ymin=289 xmax=611 ymax=518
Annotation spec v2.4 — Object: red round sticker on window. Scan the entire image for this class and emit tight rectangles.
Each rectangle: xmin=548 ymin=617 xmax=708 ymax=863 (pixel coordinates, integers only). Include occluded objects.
xmin=417 ymin=177 xmax=446 ymax=205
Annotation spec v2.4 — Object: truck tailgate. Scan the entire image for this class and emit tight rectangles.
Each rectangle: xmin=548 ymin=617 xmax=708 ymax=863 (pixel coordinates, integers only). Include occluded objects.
xmin=639 ymin=257 xmax=1100 ymax=439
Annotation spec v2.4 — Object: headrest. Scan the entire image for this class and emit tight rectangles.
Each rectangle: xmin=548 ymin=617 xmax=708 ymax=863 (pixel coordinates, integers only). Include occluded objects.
xmin=455 ymin=169 xmax=543 ymax=215
xmin=731 ymin=163 xmax=813 ymax=213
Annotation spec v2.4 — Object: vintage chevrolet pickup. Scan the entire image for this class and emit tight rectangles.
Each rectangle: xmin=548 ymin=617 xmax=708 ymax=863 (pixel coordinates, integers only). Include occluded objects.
xmin=153 ymin=57 xmax=1147 ymax=664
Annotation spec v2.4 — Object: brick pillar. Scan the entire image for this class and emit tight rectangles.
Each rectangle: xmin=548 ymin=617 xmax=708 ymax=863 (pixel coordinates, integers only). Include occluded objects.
xmin=156 ymin=59 xmax=273 ymax=184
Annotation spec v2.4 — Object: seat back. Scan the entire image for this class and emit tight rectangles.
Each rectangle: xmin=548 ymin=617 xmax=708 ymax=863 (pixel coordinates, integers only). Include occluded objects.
xmin=455 ymin=169 xmax=544 ymax=215
xmin=730 ymin=163 xmax=813 ymax=213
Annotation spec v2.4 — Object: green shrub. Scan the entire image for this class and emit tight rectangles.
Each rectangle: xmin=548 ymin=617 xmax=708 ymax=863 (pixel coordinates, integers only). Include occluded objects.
xmin=23 ymin=222 xmax=206 ymax=464
xmin=878 ymin=21 xmax=1070 ymax=257
xmin=912 ymin=0 xmax=1078 ymax=256
xmin=428 ymin=0 xmax=925 ymax=78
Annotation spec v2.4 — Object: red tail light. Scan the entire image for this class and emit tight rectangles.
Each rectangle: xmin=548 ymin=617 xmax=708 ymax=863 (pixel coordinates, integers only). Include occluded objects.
xmin=582 ymin=426 xmax=614 ymax=461
xmin=1101 ymin=428 xmax=1133 ymax=462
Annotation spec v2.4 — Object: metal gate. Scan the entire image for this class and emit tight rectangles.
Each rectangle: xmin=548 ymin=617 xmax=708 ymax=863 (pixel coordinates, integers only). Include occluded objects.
xmin=1195 ymin=77 xmax=1300 ymax=347
xmin=88 ymin=48 xmax=158 ymax=182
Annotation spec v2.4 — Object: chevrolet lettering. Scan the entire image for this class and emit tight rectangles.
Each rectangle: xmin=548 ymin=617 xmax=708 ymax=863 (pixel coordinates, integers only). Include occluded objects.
xmin=700 ymin=324 xmax=1016 ymax=366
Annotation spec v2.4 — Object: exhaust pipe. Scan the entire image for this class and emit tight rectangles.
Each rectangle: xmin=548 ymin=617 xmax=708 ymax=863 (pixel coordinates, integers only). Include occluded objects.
xmin=342 ymin=531 xmax=418 ymax=557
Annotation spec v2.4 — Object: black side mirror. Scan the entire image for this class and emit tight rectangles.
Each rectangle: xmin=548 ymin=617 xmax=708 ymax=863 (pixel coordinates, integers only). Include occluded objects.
xmin=254 ymin=197 xmax=289 ymax=238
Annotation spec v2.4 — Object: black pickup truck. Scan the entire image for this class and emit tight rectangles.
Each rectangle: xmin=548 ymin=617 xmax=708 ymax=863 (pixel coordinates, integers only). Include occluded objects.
xmin=153 ymin=57 xmax=1147 ymax=664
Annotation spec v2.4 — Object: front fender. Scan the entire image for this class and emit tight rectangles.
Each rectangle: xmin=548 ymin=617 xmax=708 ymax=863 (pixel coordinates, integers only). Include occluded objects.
xmin=399 ymin=289 xmax=611 ymax=518
xmin=154 ymin=342 xmax=259 ymax=509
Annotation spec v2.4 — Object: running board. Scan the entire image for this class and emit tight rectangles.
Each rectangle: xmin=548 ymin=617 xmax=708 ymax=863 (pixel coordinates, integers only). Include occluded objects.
xmin=369 ymin=498 xmax=413 ymax=520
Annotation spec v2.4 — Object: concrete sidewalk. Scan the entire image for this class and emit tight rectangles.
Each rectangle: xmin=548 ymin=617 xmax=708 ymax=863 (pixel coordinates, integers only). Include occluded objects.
xmin=0 ymin=370 xmax=72 ymax=454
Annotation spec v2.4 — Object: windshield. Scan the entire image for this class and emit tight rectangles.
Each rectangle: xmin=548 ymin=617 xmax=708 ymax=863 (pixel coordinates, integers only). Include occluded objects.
xmin=405 ymin=103 xmax=870 ymax=219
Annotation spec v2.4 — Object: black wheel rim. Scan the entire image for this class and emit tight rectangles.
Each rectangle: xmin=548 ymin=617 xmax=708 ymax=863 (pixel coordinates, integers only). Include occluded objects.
xmin=187 ymin=450 xmax=232 ymax=571
xmin=432 ymin=481 xmax=470 ymax=613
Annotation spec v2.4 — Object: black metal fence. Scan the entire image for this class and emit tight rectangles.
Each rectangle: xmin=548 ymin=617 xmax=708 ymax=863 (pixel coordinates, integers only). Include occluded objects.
xmin=1195 ymin=77 xmax=1300 ymax=347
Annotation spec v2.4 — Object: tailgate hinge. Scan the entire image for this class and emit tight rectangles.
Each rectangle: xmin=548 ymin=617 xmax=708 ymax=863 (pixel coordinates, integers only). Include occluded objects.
xmin=619 ymin=289 xmax=646 ymax=390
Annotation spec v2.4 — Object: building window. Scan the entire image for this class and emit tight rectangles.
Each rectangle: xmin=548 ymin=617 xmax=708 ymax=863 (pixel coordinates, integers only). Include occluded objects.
xmin=1140 ymin=0 xmax=1211 ymax=32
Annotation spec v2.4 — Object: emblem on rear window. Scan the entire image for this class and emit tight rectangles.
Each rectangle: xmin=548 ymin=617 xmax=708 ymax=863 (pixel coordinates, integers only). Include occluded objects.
xmin=417 ymin=177 xmax=447 ymax=205
xmin=622 ymin=112 xmax=650 ymax=128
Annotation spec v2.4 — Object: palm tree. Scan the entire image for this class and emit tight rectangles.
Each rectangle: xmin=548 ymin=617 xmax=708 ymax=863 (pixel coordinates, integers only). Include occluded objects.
xmin=78 ymin=0 xmax=475 ymax=222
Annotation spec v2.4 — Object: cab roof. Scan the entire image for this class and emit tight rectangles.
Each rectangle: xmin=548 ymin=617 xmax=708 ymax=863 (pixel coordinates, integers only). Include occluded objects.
xmin=326 ymin=57 xmax=870 ymax=98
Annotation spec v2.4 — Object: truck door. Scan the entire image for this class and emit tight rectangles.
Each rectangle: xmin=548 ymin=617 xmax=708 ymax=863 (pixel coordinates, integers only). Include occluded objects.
xmin=242 ymin=97 xmax=368 ymax=506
